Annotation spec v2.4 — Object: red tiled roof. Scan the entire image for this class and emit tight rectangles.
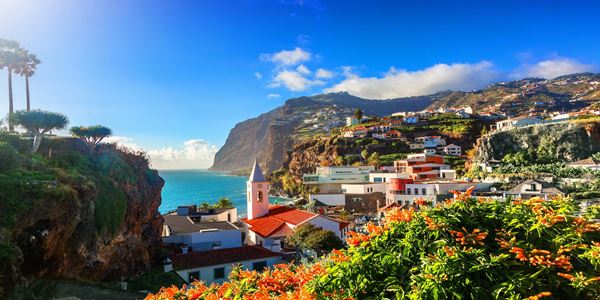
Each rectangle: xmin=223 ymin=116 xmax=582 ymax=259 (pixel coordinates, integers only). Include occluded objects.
xmin=243 ymin=205 xmax=346 ymax=237
xmin=170 ymin=246 xmax=280 ymax=270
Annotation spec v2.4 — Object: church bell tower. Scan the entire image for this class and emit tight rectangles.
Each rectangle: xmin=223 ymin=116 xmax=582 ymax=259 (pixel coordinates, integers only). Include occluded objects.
xmin=247 ymin=160 xmax=270 ymax=220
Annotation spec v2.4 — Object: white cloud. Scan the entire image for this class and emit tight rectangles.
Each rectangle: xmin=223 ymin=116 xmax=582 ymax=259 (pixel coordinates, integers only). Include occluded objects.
xmin=267 ymin=93 xmax=281 ymax=99
xmin=511 ymin=57 xmax=597 ymax=79
xmin=272 ymin=70 xmax=325 ymax=92
xmin=103 ymin=137 xmax=219 ymax=170
xmin=324 ymin=61 xmax=499 ymax=99
xmin=254 ymin=72 xmax=262 ymax=79
xmin=260 ymin=47 xmax=311 ymax=67
xmin=296 ymin=64 xmax=311 ymax=75
xmin=315 ymin=68 xmax=333 ymax=79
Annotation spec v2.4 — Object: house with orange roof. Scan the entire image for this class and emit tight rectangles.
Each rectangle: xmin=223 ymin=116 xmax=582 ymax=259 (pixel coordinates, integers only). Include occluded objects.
xmin=241 ymin=161 xmax=349 ymax=253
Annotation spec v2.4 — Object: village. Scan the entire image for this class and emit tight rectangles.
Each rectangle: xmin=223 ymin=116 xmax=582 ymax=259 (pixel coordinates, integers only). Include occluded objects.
xmin=157 ymin=106 xmax=600 ymax=286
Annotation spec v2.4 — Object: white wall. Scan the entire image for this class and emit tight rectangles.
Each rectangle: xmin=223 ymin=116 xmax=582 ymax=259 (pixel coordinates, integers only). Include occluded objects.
xmin=176 ymin=256 xmax=282 ymax=284
xmin=163 ymin=229 xmax=242 ymax=251
xmin=306 ymin=215 xmax=344 ymax=239
xmin=341 ymin=183 xmax=386 ymax=194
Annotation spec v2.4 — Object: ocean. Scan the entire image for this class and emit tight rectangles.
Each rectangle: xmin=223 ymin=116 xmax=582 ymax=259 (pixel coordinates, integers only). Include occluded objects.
xmin=158 ymin=169 xmax=289 ymax=216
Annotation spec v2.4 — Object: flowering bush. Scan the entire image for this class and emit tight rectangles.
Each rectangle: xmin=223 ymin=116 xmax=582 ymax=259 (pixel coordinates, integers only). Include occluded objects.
xmin=147 ymin=192 xmax=600 ymax=299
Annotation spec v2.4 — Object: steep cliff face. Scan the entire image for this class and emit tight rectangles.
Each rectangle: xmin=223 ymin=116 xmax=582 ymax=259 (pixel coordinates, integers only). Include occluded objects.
xmin=210 ymin=92 xmax=442 ymax=174
xmin=0 ymin=137 xmax=164 ymax=296
xmin=473 ymin=122 xmax=600 ymax=163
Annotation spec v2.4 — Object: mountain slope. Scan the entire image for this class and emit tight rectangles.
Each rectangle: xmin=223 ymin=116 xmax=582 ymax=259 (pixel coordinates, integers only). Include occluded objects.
xmin=210 ymin=92 xmax=445 ymax=173
xmin=211 ymin=73 xmax=600 ymax=174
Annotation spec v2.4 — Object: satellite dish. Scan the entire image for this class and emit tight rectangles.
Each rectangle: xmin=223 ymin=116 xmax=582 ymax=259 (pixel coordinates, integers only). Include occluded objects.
xmin=491 ymin=187 xmax=497 ymax=192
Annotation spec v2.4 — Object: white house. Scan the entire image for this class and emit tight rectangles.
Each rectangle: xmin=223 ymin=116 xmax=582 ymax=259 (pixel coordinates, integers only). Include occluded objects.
xmin=303 ymin=165 xmax=374 ymax=193
xmin=341 ymin=182 xmax=386 ymax=194
xmin=387 ymin=181 xmax=492 ymax=206
xmin=372 ymin=132 xmax=387 ymax=139
xmin=506 ymin=179 xmax=564 ymax=200
xmin=495 ymin=116 xmax=542 ymax=131
xmin=243 ymin=161 xmax=349 ymax=253
xmin=369 ymin=171 xmax=410 ymax=183
xmin=166 ymin=246 xmax=282 ymax=284
xmin=567 ymin=158 xmax=600 ymax=170
xmin=162 ymin=215 xmax=242 ymax=252
xmin=346 ymin=116 xmax=360 ymax=126
xmin=444 ymin=144 xmax=462 ymax=156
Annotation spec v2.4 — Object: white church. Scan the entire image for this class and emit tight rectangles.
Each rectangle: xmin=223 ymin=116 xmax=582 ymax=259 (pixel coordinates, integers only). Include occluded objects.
xmin=241 ymin=161 xmax=349 ymax=253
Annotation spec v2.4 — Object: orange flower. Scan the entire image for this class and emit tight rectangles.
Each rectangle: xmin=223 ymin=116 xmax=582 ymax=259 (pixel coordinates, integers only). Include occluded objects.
xmin=442 ymin=246 xmax=455 ymax=256
xmin=527 ymin=291 xmax=552 ymax=300
xmin=366 ymin=222 xmax=385 ymax=235
xmin=331 ymin=249 xmax=350 ymax=263
xmin=383 ymin=208 xmax=414 ymax=224
xmin=415 ymin=198 xmax=428 ymax=206
xmin=557 ymin=272 xmax=576 ymax=281
xmin=346 ymin=231 xmax=371 ymax=246
xmin=448 ymin=228 xmax=488 ymax=246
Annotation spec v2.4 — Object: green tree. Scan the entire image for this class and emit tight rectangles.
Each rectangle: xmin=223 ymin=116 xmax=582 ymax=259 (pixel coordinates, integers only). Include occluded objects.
xmin=334 ymin=155 xmax=344 ymax=166
xmin=354 ymin=108 xmax=363 ymax=122
xmin=0 ymin=142 xmax=20 ymax=172
xmin=368 ymin=152 xmax=380 ymax=168
xmin=70 ymin=125 xmax=113 ymax=149
xmin=361 ymin=149 xmax=369 ymax=162
xmin=16 ymin=50 xmax=40 ymax=112
xmin=9 ymin=110 xmax=69 ymax=153
xmin=0 ymin=39 xmax=24 ymax=132
xmin=285 ymin=223 xmax=343 ymax=256
xmin=214 ymin=197 xmax=234 ymax=209
xmin=200 ymin=202 xmax=211 ymax=209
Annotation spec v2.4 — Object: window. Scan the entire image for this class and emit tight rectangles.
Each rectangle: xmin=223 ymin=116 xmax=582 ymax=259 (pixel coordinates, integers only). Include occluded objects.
xmin=227 ymin=213 xmax=231 ymax=222
xmin=253 ymin=261 xmax=267 ymax=271
xmin=415 ymin=188 xmax=419 ymax=195
xmin=257 ymin=191 xmax=264 ymax=202
xmin=422 ymin=188 xmax=427 ymax=195
xmin=188 ymin=271 xmax=200 ymax=283
xmin=407 ymin=189 xmax=411 ymax=195
xmin=214 ymin=267 xmax=225 ymax=279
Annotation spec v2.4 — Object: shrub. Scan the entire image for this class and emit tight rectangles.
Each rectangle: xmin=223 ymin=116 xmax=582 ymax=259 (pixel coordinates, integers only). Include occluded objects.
xmin=0 ymin=142 xmax=20 ymax=172
xmin=147 ymin=192 xmax=600 ymax=299
xmin=94 ymin=180 xmax=127 ymax=234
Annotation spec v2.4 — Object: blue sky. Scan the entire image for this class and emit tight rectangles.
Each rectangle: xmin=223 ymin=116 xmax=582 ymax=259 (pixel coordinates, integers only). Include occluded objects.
xmin=0 ymin=0 xmax=599 ymax=169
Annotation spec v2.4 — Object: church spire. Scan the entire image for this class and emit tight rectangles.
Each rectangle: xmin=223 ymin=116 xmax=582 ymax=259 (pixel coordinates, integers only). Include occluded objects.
xmin=249 ymin=159 xmax=266 ymax=182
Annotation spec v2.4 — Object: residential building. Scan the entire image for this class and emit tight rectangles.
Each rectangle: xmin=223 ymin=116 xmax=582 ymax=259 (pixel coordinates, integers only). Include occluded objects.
xmin=346 ymin=116 xmax=360 ymax=126
xmin=303 ymin=165 xmax=374 ymax=193
xmin=372 ymin=132 xmax=387 ymax=139
xmin=393 ymin=154 xmax=452 ymax=180
xmin=444 ymin=144 xmax=462 ymax=156
xmin=243 ymin=161 xmax=349 ymax=253
xmin=494 ymin=116 xmax=542 ymax=131
xmin=162 ymin=215 xmax=242 ymax=252
xmin=165 ymin=246 xmax=282 ymax=284
xmin=387 ymin=130 xmax=402 ymax=138
xmin=567 ymin=157 xmax=600 ymax=170
xmin=175 ymin=205 xmax=238 ymax=223
xmin=341 ymin=129 xmax=354 ymax=138
xmin=506 ymin=179 xmax=564 ymax=200
xmin=341 ymin=182 xmax=386 ymax=194
xmin=424 ymin=148 xmax=436 ymax=155
xmin=386 ymin=179 xmax=492 ymax=206
xmin=416 ymin=136 xmax=446 ymax=148
xmin=369 ymin=171 xmax=410 ymax=183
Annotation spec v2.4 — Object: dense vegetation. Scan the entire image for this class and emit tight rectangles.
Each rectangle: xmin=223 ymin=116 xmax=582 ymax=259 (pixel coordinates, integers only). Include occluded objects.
xmin=285 ymin=224 xmax=344 ymax=257
xmin=147 ymin=191 xmax=600 ymax=299
xmin=0 ymin=131 xmax=144 ymax=261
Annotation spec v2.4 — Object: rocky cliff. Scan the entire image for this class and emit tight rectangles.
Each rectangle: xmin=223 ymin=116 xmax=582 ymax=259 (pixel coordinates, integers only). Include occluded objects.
xmin=210 ymin=92 xmax=445 ymax=174
xmin=472 ymin=121 xmax=600 ymax=164
xmin=0 ymin=136 xmax=164 ymax=297
xmin=211 ymin=73 xmax=600 ymax=175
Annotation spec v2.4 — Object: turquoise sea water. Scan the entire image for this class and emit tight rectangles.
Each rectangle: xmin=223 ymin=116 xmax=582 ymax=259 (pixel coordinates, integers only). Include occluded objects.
xmin=158 ymin=169 xmax=288 ymax=216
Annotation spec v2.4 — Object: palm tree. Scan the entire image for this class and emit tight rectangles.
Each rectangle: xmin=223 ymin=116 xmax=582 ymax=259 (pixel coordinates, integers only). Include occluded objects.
xmin=0 ymin=39 xmax=23 ymax=131
xmin=18 ymin=51 xmax=40 ymax=112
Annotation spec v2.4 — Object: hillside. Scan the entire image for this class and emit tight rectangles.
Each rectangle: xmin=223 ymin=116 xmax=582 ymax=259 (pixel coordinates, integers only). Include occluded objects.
xmin=210 ymin=92 xmax=446 ymax=173
xmin=211 ymin=73 xmax=600 ymax=175
xmin=0 ymin=134 xmax=164 ymax=297
xmin=428 ymin=73 xmax=600 ymax=114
